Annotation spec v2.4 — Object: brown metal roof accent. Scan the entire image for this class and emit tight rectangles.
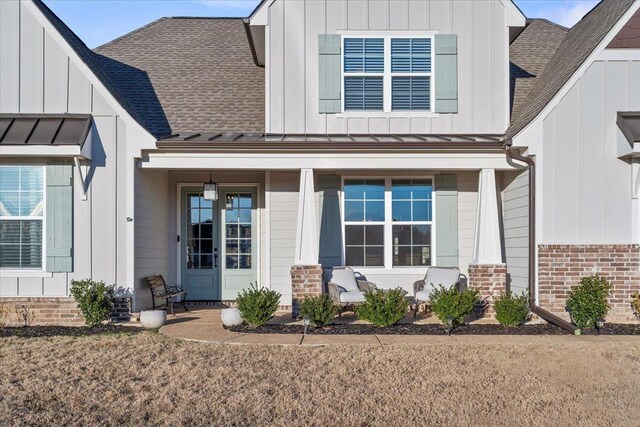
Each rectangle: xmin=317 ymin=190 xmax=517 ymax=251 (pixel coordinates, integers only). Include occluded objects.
xmin=0 ymin=114 xmax=92 ymax=147
xmin=507 ymin=0 xmax=636 ymax=138
xmin=608 ymin=8 xmax=640 ymax=48
xmin=617 ymin=112 xmax=640 ymax=147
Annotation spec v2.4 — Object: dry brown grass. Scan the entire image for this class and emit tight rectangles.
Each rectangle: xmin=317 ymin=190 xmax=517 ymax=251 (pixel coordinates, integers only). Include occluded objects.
xmin=1 ymin=332 xmax=639 ymax=426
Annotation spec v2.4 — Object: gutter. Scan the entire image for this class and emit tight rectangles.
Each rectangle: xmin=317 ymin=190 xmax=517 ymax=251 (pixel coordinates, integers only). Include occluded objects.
xmin=504 ymin=142 xmax=579 ymax=334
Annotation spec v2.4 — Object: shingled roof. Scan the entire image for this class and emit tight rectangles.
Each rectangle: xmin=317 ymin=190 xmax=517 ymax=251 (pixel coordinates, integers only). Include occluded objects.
xmin=95 ymin=18 xmax=265 ymax=137
xmin=510 ymin=19 xmax=568 ymax=123
xmin=507 ymin=0 xmax=637 ymax=138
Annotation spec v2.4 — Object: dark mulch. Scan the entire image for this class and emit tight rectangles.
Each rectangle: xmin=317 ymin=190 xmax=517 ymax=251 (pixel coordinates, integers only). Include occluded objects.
xmin=0 ymin=324 xmax=144 ymax=339
xmin=229 ymin=322 xmax=640 ymax=336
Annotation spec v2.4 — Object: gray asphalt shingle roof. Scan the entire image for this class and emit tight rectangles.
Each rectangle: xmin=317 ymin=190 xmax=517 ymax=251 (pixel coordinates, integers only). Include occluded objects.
xmin=95 ymin=18 xmax=265 ymax=137
xmin=507 ymin=0 xmax=637 ymax=138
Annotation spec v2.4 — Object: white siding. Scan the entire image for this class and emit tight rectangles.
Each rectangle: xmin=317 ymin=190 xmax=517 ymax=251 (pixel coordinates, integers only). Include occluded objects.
xmin=0 ymin=1 xmax=129 ymax=298
xmin=501 ymin=170 xmax=529 ymax=294
xmin=541 ymin=60 xmax=635 ymax=243
xmin=458 ymin=172 xmax=478 ymax=280
xmin=265 ymin=0 xmax=511 ymax=134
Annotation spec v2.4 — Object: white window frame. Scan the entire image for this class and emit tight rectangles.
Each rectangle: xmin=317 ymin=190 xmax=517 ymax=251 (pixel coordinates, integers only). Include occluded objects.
xmin=0 ymin=164 xmax=47 ymax=273
xmin=339 ymin=31 xmax=438 ymax=118
xmin=341 ymin=176 xmax=436 ymax=272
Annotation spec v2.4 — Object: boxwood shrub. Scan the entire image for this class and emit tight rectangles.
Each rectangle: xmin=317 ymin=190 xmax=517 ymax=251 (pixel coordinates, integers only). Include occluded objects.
xmin=69 ymin=279 xmax=114 ymax=327
xmin=300 ymin=294 xmax=338 ymax=327
xmin=429 ymin=285 xmax=479 ymax=327
xmin=494 ymin=292 xmax=530 ymax=327
xmin=236 ymin=282 xmax=281 ymax=327
xmin=355 ymin=288 xmax=409 ymax=327
xmin=566 ymin=275 xmax=612 ymax=329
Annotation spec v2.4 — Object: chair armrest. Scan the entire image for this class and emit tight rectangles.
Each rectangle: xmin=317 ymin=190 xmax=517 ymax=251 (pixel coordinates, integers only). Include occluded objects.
xmin=166 ymin=286 xmax=184 ymax=294
xmin=413 ymin=280 xmax=426 ymax=296
xmin=357 ymin=281 xmax=377 ymax=293
xmin=326 ymin=282 xmax=342 ymax=305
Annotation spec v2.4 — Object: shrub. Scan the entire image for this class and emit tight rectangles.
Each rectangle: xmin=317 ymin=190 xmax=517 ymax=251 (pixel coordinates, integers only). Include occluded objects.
xmin=14 ymin=305 xmax=37 ymax=327
xmin=631 ymin=293 xmax=640 ymax=320
xmin=565 ymin=275 xmax=612 ymax=329
xmin=494 ymin=292 xmax=530 ymax=327
xmin=300 ymin=294 xmax=337 ymax=327
xmin=429 ymin=285 xmax=479 ymax=327
xmin=0 ymin=303 xmax=7 ymax=329
xmin=355 ymin=288 xmax=409 ymax=327
xmin=236 ymin=282 xmax=281 ymax=327
xmin=69 ymin=279 xmax=114 ymax=327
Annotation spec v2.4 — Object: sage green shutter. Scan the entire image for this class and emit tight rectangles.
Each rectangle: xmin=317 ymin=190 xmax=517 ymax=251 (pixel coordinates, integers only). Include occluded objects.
xmin=318 ymin=175 xmax=342 ymax=267
xmin=46 ymin=161 xmax=73 ymax=272
xmin=435 ymin=174 xmax=458 ymax=267
xmin=434 ymin=34 xmax=458 ymax=114
xmin=318 ymin=34 xmax=342 ymax=113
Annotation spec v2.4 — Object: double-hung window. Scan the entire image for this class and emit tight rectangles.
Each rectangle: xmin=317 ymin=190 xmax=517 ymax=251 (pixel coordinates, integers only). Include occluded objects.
xmin=342 ymin=35 xmax=433 ymax=112
xmin=0 ymin=166 xmax=45 ymax=269
xmin=343 ymin=178 xmax=434 ymax=269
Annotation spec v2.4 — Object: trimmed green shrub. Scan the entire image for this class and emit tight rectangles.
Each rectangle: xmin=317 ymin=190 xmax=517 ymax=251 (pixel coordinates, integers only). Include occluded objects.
xmin=355 ymin=288 xmax=409 ymax=327
xmin=429 ymin=285 xmax=479 ymax=327
xmin=300 ymin=294 xmax=338 ymax=327
xmin=236 ymin=282 xmax=281 ymax=327
xmin=70 ymin=279 xmax=114 ymax=327
xmin=632 ymin=293 xmax=640 ymax=320
xmin=494 ymin=292 xmax=530 ymax=326
xmin=566 ymin=275 xmax=612 ymax=329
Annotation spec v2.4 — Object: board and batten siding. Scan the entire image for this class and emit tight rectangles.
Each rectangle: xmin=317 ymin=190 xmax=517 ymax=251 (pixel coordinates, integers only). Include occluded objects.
xmin=0 ymin=1 xmax=129 ymax=298
xmin=501 ymin=170 xmax=529 ymax=294
xmin=457 ymin=172 xmax=478 ymax=281
xmin=265 ymin=0 xmax=510 ymax=135
xmin=541 ymin=60 xmax=637 ymax=244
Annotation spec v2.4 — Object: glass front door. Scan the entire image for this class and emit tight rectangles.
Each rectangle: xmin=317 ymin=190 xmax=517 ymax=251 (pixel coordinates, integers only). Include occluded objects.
xmin=180 ymin=187 xmax=219 ymax=301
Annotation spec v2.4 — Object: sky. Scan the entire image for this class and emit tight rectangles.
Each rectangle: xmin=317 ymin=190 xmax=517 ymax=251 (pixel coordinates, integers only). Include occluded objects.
xmin=43 ymin=0 xmax=601 ymax=49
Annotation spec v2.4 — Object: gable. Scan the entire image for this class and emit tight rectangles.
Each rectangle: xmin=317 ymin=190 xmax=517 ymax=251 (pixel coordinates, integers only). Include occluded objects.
xmin=608 ymin=8 xmax=640 ymax=48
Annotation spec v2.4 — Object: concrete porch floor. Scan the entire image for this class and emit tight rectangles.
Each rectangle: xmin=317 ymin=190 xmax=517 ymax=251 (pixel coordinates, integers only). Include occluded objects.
xmin=158 ymin=307 xmax=640 ymax=346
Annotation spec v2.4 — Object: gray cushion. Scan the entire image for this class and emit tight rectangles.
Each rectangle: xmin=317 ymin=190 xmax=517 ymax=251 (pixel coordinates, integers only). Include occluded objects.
xmin=339 ymin=290 xmax=366 ymax=304
xmin=415 ymin=289 xmax=432 ymax=302
xmin=424 ymin=267 xmax=460 ymax=288
xmin=325 ymin=267 xmax=360 ymax=292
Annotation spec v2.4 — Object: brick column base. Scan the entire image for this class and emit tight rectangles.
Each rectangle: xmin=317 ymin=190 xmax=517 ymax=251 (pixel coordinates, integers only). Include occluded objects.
xmin=468 ymin=264 xmax=507 ymax=319
xmin=290 ymin=264 xmax=324 ymax=319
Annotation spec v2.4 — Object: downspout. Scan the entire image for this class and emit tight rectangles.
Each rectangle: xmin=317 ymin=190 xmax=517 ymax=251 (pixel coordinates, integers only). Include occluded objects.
xmin=504 ymin=142 xmax=578 ymax=334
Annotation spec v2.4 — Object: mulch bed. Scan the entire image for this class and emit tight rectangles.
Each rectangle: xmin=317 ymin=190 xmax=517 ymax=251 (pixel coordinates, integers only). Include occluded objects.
xmin=0 ymin=324 xmax=144 ymax=339
xmin=229 ymin=323 xmax=640 ymax=336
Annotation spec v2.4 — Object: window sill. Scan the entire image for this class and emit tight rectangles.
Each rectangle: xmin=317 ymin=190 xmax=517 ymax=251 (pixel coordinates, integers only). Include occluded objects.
xmin=336 ymin=111 xmax=440 ymax=119
xmin=0 ymin=270 xmax=53 ymax=278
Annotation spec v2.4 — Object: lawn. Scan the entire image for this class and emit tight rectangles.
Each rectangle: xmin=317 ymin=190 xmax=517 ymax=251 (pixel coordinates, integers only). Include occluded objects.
xmin=1 ymin=331 xmax=639 ymax=426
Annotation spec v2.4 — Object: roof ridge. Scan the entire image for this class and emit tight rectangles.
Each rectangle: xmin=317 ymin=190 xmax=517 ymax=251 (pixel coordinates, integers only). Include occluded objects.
xmin=526 ymin=18 xmax=569 ymax=32
xmin=94 ymin=17 xmax=168 ymax=52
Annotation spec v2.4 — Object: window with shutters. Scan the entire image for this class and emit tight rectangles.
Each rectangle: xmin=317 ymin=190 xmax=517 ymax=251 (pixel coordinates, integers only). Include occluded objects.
xmin=342 ymin=177 xmax=434 ymax=270
xmin=342 ymin=35 xmax=434 ymax=113
xmin=0 ymin=165 xmax=45 ymax=269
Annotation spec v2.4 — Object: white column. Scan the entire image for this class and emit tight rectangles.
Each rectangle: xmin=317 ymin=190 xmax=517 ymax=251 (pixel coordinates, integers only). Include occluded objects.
xmin=473 ymin=169 xmax=503 ymax=264
xmin=294 ymin=169 xmax=319 ymax=265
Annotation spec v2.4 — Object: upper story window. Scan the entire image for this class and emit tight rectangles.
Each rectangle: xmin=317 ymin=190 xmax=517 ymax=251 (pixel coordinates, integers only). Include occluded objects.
xmin=0 ymin=165 xmax=45 ymax=269
xmin=343 ymin=36 xmax=433 ymax=113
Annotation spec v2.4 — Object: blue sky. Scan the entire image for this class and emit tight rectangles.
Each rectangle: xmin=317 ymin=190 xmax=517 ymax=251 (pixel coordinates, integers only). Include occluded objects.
xmin=43 ymin=0 xmax=600 ymax=49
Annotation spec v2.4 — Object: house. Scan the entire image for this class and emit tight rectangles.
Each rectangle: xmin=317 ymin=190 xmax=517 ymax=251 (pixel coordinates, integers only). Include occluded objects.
xmin=0 ymin=0 xmax=638 ymax=326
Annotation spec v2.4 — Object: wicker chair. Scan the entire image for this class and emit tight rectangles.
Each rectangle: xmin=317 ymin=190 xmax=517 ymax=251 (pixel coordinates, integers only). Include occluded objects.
xmin=412 ymin=267 xmax=465 ymax=317
xmin=324 ymin=267 xmax=377 ymax=317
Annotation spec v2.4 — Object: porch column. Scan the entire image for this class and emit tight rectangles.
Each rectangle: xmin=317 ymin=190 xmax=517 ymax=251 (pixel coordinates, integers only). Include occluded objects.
xmin=470 ymin=169 xmax=506 ymax=318
xmin=291 ymin=169 xmax=322 ymax=318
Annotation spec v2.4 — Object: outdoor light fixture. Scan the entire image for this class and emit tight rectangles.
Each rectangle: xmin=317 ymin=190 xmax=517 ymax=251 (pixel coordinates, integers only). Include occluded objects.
xmin=303 ymin=317 xmax=311 ymax=335
xmin=596 ymin=319 xmax=605 ymax=335
xmin=446 ymin=316 xmax=454 ymax=336
xmin=203 ymin=171 xmax=218 ymax=201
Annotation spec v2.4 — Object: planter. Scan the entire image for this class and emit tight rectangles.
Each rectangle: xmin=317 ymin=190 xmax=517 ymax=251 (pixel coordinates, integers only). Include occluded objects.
xmin=140 ymin=310 xmax=167 ymax=329
xmin=221 ymin=308 xmax=244 ymax=327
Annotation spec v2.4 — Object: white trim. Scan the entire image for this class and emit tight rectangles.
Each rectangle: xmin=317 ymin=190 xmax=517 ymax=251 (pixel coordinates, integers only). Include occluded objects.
xmin=248 ymin=0 xmax=276 ymax=25
xmin=264 ymin=171 xmax=271 ymax=289
xmin=0 ymin=270 xmax=53 ymax=278
xmin=499 ymin=0 xmax=527 ymax=28
xmin=513 ymin=1 xmax=640 ymax=143
xmin=597 ymin=49 xmax=640 ymax=61
xmin=340 ymin=175 xmax=436 ymax=270
xmin=0 ymin=145 xmax=82 ymax=157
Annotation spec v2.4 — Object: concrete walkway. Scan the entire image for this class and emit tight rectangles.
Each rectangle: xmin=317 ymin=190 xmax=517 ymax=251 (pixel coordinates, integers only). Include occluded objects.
xmin=159 ymin=308 xmax=640 ymax=346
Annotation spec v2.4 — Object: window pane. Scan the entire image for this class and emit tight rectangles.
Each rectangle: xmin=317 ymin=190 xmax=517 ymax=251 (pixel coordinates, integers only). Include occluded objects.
xmin=0 ymin=244 xmax=20 ymax=268
xmin=0 ymin=167 xmax=20 ymax=191
xmin=344 ymin=38 xmax=384 ymax=73
xmin=200 ymin=223 xmax=213 ymax=239
xmin=363 ymin=180 xmax=385 ymax=199
xmin=391 ymin=38 xmax=431 ymax=73
xmin=345 ymin=246 xmax=364 ymax=266
xmin=187 ymin=194 xmax=200 ymax=209
xmin=392 ymin=180 xmax=413 ymax=200
xmin=344 ymin=180 xmax=365 ymax=199
xmin=239 ymin=239 xmax=251 ymax=254
xmin=239 ymin=194 xmax=252 ymax=209
xmin=392 ymin=225 xmax=411 ymax=246
xmin=392 ymin=77 xmax=430 ymax=111
xmin=392 ymin=201 xmax=411 ymax=222
xmin=344 ymin=201 xmax=364 ymax=221
xmin=20 ymin=167 xmax=43 ymax=191
xmin=226 ymin=240 xmax=238 ymax=254
xmin=225 ymin=209 xmax=239 ymax=223
xmin=239 ymin=225 xmax=252 ymax=238
xmin=201 ymin=255 xmax=213 ymax=269
xmin=238 ymin=208 xmax=251 ymax=223
xmin=239 ymin=255 xmax=252 ymax=269
xmin=226 ymin=224 xmax=238 ymax=238
xmin=345 ymin=77 xmax=383 ymax=111
xmin=413 ymin=246 xmax=431 ymax=266
xmin=0 ymin=192 xmax=19 ymax=216
xmin=365 ymin=225 xmax=384 ymax=246
xmin=412 ymin=180 xmax=432 ymax=200
xmin=0 ymin=221 xmax=20 ymax=243
xmin=226 ymin=255 xmax=238 ymax=269
xmin=200 ymin=239 xmax=213 ymax=254
xmin=365 ymin=246 xmax=384 ymax=266
xmin=365 ymin=201 xmax=384 ymax=221
xmin=393 ymin=245 xmax=412 ymax=267
xmin=413 ymin=201 xmax=431 ymax=221
xmin=412 ymin=225 xmax=431 ymax=245
xmin=345 ymin=225 xmax=364 ymax=246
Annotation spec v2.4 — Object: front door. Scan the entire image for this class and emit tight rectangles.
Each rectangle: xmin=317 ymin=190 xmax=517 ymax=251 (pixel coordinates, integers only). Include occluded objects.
xmin=220 ymin=188 xmax=258 ymax=300
xmin=180 ymin=187 xmax=220 ymax=301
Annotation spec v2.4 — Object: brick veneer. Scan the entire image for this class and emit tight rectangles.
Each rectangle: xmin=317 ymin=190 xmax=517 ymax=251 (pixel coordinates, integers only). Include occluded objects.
xmin=290 ymin=264 xmax=324 ymax=319
xmin=468 ymin=264 xmax=507 ymax=318
xmin=1 ymin=296 xmax=134 ymax=326
xmin=538 ymin=245 xmax=640 ymax=323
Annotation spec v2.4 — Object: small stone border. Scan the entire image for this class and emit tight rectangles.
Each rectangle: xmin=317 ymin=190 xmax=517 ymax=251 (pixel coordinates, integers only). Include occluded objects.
xmin=229 ymin=323 xmax=640 ymax=336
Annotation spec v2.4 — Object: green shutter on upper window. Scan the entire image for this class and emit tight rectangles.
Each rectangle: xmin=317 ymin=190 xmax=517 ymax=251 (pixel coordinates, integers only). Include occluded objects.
xmin=318 ymin=34 xmax=342 ymax=114
xmin=46 ymin=161 xmax=73 ymax=272
xmin=434 ymin=34 xmax=458 ymax=114
xmin=435 ymin=174 xmax=458 ymax=267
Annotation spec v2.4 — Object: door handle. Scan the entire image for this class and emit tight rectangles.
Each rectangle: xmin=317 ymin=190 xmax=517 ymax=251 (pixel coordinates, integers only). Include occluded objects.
xmin=214 ymin=247 xmax=218 ymax=268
